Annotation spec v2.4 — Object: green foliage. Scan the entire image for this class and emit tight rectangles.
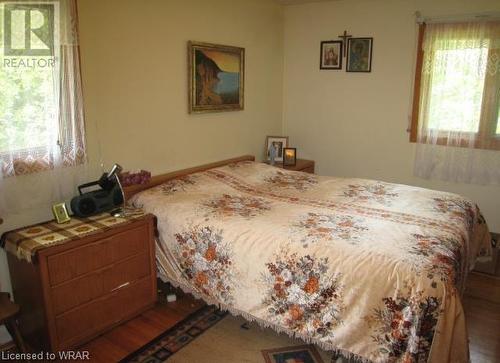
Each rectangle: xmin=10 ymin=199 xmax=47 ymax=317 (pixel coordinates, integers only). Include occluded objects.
xmin=427 ymin=47 xmax=487 ymax=133
xmin=497 ymin=105 xmax=500 ymax=135
xmin=0 ymin=7 xmax=57 ymax=153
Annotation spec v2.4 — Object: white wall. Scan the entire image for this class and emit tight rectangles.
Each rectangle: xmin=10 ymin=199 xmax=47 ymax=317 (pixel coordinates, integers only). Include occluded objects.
xmin=0 ymin=0 xmax=284 ymax=343
xmin=77 ymin=0 xmax=284 ymax=175
xmin=283 ymin=0 xmax=500 ymax=232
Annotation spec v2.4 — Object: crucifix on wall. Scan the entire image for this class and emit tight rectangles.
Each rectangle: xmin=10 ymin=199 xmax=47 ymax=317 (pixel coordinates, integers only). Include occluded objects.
xmin=338 ymin=30 xmax=352 ymax=58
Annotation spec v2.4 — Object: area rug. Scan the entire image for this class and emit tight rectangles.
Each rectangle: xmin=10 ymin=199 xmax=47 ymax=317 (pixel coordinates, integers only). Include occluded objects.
xmin=120 ymin=304 xmax=339 ymax=363
xmin=262 ymin=345 xmax=326 ymax=363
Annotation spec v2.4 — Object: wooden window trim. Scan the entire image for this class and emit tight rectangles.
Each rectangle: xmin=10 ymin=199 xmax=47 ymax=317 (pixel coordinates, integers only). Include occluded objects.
xmin=410 ymin=23 xmax=425 ymax=143
xmin=410 ymin=23 xmax=500 ymax=151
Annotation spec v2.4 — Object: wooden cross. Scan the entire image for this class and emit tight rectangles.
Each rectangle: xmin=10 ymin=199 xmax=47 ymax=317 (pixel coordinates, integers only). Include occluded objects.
xmin=338 ymin=30 xmax=352 ymax=58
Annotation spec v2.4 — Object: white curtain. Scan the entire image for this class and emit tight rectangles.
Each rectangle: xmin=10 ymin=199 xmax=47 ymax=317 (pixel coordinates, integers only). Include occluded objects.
xmin=414 ymin=21 xmax=500 ymax=185
xmin=0 ymin=0 xmax=91 ymax=221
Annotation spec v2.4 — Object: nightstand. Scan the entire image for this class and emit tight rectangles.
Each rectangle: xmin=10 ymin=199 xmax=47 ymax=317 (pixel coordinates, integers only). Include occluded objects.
xmin=1 ymin=212 xmax=157 ymax=352
xmin=273 ymin=159 xmax=315 ymax=174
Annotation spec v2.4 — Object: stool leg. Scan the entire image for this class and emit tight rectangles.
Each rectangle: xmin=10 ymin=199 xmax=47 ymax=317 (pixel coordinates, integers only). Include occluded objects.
xmin=5 ymin=319 xmax=27 ymax=353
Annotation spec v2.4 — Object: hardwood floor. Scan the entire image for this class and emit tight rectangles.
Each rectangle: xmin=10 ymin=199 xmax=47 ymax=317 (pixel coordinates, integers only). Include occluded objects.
xmin=72 ymin=275 xmax=500 ymax=363
xmin=78 ymin=289 xmax=204 ymax=362
xmin=464 ymin=296 xmax=500 ymax=363
xmin=464 ymin=271 xmax=500 ymax=363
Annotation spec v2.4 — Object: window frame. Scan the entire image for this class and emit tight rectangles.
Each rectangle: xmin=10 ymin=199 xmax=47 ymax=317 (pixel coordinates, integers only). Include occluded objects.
xmin=0 ymin=0 xmax=86 ymax=177
xmin=409 ymin=23 xmax=500 ymax=150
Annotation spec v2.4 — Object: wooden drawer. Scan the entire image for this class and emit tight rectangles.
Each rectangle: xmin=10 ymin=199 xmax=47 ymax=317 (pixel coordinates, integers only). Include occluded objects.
xmin=51 ymin=252 xmax=150 ymax=316
xmin=55 ymin=276 xmax=153 ymax=348
xmin=47 ymin=224 xmax=149 ymax=286
xmin=7 ymin=214 xmax=156 ymax=352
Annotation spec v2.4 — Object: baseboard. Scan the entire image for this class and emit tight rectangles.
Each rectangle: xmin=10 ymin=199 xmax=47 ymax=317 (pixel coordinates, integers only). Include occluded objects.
xmin=465 ymin=271 xmax=500 ymax=304
xmin=493 ymin=233 xmax=500 ymax=276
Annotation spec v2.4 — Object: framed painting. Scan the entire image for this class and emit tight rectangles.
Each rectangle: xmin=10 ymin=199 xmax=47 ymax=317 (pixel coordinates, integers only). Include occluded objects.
xmin=320 ymin=40 xmax=342 ymax=70
xmin=346 ymin=37 xmax=373 ymax=72
xmin=188 ymin=41 xmax=245 ymax=113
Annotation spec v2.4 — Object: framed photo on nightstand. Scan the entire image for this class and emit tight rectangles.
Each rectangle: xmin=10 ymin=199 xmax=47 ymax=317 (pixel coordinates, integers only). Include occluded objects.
xmin=266 ymin=136 xmax=289 ymax=163
xmin=283 ymin=148 xmax=297 ymax=166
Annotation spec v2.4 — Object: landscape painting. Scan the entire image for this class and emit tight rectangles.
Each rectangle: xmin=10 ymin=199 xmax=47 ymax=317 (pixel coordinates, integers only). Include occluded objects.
xmin=188 ymin=41 xmax=245 ymax=113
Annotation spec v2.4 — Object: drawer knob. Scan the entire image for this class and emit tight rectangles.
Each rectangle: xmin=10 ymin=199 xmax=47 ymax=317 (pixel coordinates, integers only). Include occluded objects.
xmin=111 ymin=281 xmax=130 ymax=292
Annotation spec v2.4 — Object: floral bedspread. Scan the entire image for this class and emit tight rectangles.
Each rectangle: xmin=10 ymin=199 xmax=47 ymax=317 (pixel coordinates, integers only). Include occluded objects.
xmin=130 ymin=161 xmax=491 ymax=363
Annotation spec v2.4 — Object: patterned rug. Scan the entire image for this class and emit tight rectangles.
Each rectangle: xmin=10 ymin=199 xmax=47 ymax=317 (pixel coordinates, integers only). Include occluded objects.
xmin=119 ymin=305 xmax=227 ymax=362
xmin=119 ymin=304 xmax=342 ymax=363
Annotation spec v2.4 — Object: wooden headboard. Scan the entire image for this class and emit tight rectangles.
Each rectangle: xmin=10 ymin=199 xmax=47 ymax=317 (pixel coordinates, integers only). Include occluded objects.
xmin=123 ymin=155 xmax=255 ymax=199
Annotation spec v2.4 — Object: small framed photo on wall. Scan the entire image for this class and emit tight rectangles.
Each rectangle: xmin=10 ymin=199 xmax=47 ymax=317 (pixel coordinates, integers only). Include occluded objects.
xmin=320 ymin=40 xmax=342 ymax=70
xmin=283 ymin=148 xmax=297 ymax=166
xmin=266 ymin=136 xmax=289 ymax=163
xmin=346 ymin=37 xmax=373 ymax=72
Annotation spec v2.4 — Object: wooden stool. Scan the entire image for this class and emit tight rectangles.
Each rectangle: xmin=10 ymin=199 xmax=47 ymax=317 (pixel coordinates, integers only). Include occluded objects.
xmin=0 ymin=292 xmax=27 ymax=353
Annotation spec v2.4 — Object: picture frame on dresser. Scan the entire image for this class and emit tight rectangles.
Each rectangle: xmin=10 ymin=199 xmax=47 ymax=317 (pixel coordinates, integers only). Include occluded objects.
xmin=283 ymin=148 xmax=297 ymax=166
xmin=265 ymin=136 xmax=289 ymax=163
xmin=52 ymin=202 xmax=71 ymax=224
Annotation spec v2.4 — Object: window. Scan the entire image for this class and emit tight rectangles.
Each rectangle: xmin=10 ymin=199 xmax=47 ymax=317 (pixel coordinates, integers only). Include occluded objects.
xmin=497 ymin=102 xmax=500 ymax=134
xmin=0 ymin=56 xmax=57 ymax=153
xmin=410 ymin=21 xmax=500 ymax=150
xmin=0 ymin=0 xmax=85 ymax=177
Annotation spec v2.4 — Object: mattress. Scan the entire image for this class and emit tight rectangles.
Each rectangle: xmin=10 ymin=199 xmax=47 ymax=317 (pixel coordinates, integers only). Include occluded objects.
xmin=131 ymin=161 xmax=491 ymax=363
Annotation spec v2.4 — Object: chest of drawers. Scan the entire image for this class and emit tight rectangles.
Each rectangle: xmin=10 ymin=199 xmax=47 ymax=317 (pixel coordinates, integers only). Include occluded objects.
xmin=6 ymin=214 xmax=157 ymax=351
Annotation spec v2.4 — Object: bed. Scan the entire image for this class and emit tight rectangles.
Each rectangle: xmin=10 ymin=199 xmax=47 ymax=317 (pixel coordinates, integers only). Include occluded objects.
xmin=127 ymin=155 xmax=491 ymax=363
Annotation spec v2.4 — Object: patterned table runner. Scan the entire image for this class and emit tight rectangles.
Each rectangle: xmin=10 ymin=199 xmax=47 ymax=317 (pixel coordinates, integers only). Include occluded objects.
xmin=1 ymin=210 xmax=146 ymax=263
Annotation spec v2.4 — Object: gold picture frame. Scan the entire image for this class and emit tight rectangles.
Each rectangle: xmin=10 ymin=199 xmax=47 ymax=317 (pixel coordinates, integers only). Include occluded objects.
xmin=188 ymin=41 xmax=245 ymax=113
xmin=52 ymin=202 xmax=71 ymax=224
xmin=283 ymin=147 xmax=297 ymax=166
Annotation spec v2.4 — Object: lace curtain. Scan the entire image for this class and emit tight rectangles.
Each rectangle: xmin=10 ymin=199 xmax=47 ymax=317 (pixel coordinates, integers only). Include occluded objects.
xmin=0 ymin=0 xmax=90 ymax=218
xmin=414 ymin=21 xmax=500 ymax=185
